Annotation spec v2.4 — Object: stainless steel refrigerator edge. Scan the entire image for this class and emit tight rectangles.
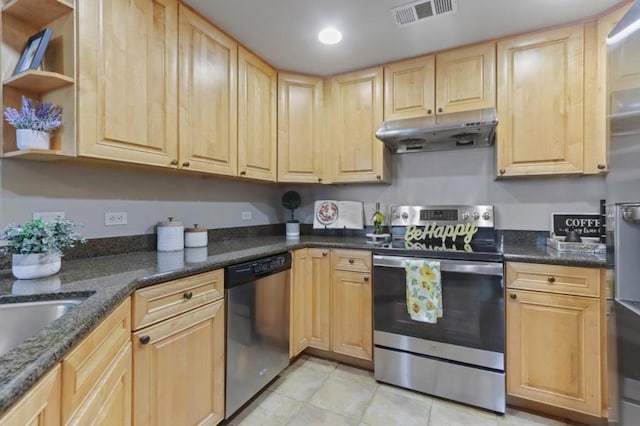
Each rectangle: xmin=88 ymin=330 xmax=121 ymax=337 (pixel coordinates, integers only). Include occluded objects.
xmin=607 ymin=2 xmax=640 ymax=424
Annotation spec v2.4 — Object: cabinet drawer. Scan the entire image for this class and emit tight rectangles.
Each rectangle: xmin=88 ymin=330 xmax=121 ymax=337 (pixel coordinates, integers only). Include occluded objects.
xmin=331 ymin=249 xmax=371 ymax=272
xmin=506 ymin=262 xmax=600 ymax=297
xmin=61 ymin=298 xmax=131 ymax=423
xmin=133 ymin=269 xmax=224 ymax=330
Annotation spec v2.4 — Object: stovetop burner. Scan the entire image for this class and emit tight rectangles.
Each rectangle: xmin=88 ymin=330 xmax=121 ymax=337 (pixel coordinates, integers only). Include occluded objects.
xmin=372 ymin=204 xmax=503 ymax=262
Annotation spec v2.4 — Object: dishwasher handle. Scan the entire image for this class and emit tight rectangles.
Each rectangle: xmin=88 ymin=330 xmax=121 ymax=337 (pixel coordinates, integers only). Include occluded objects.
xmin=225 ymin=252 xmax=292 ymax=288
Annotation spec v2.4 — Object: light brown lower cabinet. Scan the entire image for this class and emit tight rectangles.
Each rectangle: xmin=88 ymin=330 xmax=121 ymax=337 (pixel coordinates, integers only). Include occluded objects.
xmin=0 ymin=364 xmax=61 ymax=426
xmin=133 ymin=299 xmax=225 ymax=426
xmin=290 ymin=248 xmax=372 ymax=361
xmin=62 ymin=298 xmax=132 ymax=425
xmin=331 ymin=268 xmax=372 ymax=360
xmin=506 ymin=262 xmax=605 ymax=418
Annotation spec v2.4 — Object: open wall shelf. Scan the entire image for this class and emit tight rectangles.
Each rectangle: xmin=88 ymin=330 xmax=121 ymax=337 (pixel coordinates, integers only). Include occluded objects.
xmin=3 ymin=70 xmax=74 ymax=94
xmin=3 ymin=0 xmax=73 ymax=28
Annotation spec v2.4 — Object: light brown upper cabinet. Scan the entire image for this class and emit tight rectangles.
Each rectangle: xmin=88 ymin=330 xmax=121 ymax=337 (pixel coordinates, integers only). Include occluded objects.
xmin=178 ymin=4 xmax=238 ymax=176
xmin=78 ymin=0 xmax=179 ymax=168
xmin=238 ymin=47 xmax=277 ymax=181
xmin=328 ymin=67 xmax=390 ymax=183
xmin=383 ymin=42 xmax=495 ymax=121
xmin=384 ymin=55 xmax=435 ymax=120
xmin=278 ymin=73 xmax=324 ymax=183
xmin=497 ymin=24 xmax=585 ymax=177
xmin=435 ymin=41 xmax=496 ymax=114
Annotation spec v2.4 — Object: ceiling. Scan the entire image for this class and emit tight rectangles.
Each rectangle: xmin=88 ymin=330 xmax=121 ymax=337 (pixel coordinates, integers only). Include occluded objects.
xmin=183 ymin=0 xmax=628 ymax=76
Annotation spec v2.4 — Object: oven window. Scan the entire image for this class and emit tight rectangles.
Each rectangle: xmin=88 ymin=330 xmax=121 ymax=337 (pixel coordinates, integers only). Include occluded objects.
xmin=373 ymin=265 xmax=504 ymax=353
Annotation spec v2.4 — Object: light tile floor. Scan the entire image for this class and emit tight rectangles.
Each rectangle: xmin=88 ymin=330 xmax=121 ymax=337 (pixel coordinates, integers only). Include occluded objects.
xmin=225 ymin=355 xmax=574 ymax=426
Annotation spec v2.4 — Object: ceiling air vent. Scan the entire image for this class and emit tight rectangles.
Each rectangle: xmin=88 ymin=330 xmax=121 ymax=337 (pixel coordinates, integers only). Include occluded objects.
xmin=390 ymin=0 xmax=458 ymax=27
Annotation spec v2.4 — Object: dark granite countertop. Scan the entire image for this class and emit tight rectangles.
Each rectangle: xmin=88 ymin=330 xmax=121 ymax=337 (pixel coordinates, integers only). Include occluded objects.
xmin=501 ymin=236 xmax=607 ymax=268
xmin=0 ymin=235 xmax=373 ymax=416
xmin=0 ymin=233 xmax=607 ymax=415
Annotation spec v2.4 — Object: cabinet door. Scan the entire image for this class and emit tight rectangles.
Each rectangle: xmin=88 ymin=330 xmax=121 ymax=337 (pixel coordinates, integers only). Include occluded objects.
xmin=78 ymin=0 xmax=178 ymax=168
xmin=278 ymin=73 xmax=324 ymax=183
xmin=178 ymin=4 xmax=237 ymax=176
xmin=65 ymin=343 xmax=132 ymax=426
xmin=308 ymin=248 xmax=331 ymax=351
xmin=290 ymin=249 xmax=310 ymax=357
xmin=61 ymin=299 xmax=131 ymax=423
xmin=384 ymin=55 xmax=435 ymax=120
xmin=0 ymin=365 xmax=60 ymax=426
xmin=506 ymin=289 xmax=601 ymax=416
xmin=331 ymin=269 xmax=372 ymax=361
xmin=435 ymin=42 xmax=496 ymax=114
xmin=133 ymin=300 xmax=225 ymax=426
xmin=330 ymin=67 xmax=389 ymax=183
xmin=238 ymin=47 xmax=277 ymax=181
xmin=497 ymin=25 xmax=584 ymax=176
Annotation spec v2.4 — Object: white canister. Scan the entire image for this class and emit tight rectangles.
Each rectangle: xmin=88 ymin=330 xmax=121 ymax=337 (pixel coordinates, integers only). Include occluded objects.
xmin=286 ymin=222 xmax=300 ymax=239
xmin=184 ymin=224 xmax=208 ymax=248
xmin=157 ymin=217 xmax=184 ymax=251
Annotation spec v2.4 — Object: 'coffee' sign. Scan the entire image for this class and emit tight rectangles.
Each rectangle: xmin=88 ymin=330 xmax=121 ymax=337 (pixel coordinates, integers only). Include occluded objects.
xmin=551 ymin=213 xmax=601 ymax=239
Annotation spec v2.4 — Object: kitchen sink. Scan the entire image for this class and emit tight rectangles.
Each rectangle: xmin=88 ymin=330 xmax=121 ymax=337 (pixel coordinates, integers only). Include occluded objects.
xmin=0 ymin=298 xmax=86 ymax=357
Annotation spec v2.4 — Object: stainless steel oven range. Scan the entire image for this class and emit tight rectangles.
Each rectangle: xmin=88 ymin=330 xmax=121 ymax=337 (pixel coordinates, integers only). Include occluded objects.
xmin=372 ymin=205 xmax=505 ymax=413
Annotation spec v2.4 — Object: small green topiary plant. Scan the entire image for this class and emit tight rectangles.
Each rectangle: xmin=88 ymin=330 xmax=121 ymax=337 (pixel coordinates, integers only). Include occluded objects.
xmin=281 ymin=191 xmax=301 ymax=223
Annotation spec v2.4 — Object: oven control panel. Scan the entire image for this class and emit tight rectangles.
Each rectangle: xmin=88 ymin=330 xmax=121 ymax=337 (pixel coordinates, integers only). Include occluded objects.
xmin=390 ymin=205 xmax=494 ymax=228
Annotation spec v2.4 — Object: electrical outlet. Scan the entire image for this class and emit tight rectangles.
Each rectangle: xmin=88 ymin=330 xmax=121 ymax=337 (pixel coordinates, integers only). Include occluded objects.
xmin=33 ymin=211 xmax=65 ymax=222
xmin=242 ymin=211 xmax=252 ymax=220
xmin=105 ymin=212 xmax=128 ymax=226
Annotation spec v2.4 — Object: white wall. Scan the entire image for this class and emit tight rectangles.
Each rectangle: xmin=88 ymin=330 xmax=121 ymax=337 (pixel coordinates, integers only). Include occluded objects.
xmin=296 ymin=148 xmax=607 ymax=231
xmin=0 ymin=161 xmax=283 ymax=238
xmin=0 ymin=147 xmax=608 ymax=237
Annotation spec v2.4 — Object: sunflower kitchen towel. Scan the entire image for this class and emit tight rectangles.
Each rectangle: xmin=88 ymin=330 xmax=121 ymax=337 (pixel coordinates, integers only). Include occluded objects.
xmin=405 ymin=259 xmax=442 ymax=323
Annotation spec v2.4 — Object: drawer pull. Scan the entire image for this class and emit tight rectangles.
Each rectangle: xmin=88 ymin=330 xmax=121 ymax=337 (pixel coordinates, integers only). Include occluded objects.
xmin=547 ymin=277 xmax=556 ymax=283
xmin=509 ymin=293 xmax=517 ymax=300
xmin=322 ymin=251 xmax=328 ymax=256
xmin=183 ymin=291 xmax=193 ymax=300
xmin=140 ymin=335 xmax=151 ymax=345
xmin=364 ymin=276 xmax=369 ymax=282
xmin=348 ymin=258 xmax=354 ymax=264
xmin=182 ymin=161 xmax=190 ymax=167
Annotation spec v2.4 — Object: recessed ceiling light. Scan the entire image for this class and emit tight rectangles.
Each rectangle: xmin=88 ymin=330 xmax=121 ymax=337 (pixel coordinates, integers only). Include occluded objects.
xmin=318 ymin=27 xmax=342 ymax=45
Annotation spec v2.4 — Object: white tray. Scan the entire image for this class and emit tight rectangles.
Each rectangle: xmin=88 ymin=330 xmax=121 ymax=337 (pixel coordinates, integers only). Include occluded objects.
xmin=546 ymin=238 xmax=605 ymax=253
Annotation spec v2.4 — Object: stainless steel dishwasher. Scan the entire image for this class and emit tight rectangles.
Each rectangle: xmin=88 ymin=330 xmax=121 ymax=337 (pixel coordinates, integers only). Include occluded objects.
xmin=225 ymin=252 xmax=291 ymax=418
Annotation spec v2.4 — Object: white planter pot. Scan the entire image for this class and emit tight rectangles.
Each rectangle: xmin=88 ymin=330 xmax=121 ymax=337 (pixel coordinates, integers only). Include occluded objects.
xmin=16 ymin=129 xmax=51 ymax=150
xmin=12 ymin=253 xmax=62 ymax=279
xmin=286 ymin=222 xmax=300 ymax=239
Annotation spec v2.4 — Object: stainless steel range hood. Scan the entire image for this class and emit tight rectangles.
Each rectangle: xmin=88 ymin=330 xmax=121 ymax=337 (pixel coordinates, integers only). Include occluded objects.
xmin=376 ymin=108 xmax=498 ymax=154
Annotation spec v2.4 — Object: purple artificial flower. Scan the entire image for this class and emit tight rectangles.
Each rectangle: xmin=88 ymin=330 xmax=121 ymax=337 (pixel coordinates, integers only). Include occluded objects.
xmin=4 ymin=96 xmax=63 ymax=133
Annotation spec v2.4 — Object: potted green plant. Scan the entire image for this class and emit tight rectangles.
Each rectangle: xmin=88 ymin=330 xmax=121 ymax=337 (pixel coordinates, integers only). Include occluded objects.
xmin=0 ymin=217 xmax=85 ymax=279
xmin=281 ymin=190 xmax=301 ymax=239
xmin=4 ymin=96 xmax=63 ymax=150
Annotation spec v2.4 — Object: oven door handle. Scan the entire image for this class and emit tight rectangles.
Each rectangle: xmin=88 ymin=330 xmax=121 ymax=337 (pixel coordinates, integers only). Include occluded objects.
xmin=373 ymin=255 xmax=503 ymax=277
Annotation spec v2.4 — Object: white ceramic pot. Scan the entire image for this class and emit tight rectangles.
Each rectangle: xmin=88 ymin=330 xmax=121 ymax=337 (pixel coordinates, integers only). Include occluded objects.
xmin=286 ymin=222 xmax=300 ymax=239
xmin=157 ymin=218 xmax=184 ymax=251
xmin=16 ymin=129 xmax=51 ymax=150
xmin=12 ymin=253 xmax=61 ymax=279
xmin=184 ymin=225 xmax=208 ymax=248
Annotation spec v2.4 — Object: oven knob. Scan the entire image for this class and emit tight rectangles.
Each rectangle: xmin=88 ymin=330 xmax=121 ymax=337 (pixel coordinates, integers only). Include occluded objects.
xmin=472 ymin=212 xmax=480 ymax=220
xmin=461 ymin=212 xmax=469 ymax=220
xmin=401 ymin=212 xmax=409 ymax=220
xmin=394 ymin=213 xmax=401 ymax=219
xmin=482 ymin=212 xmax=491 ymax=220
